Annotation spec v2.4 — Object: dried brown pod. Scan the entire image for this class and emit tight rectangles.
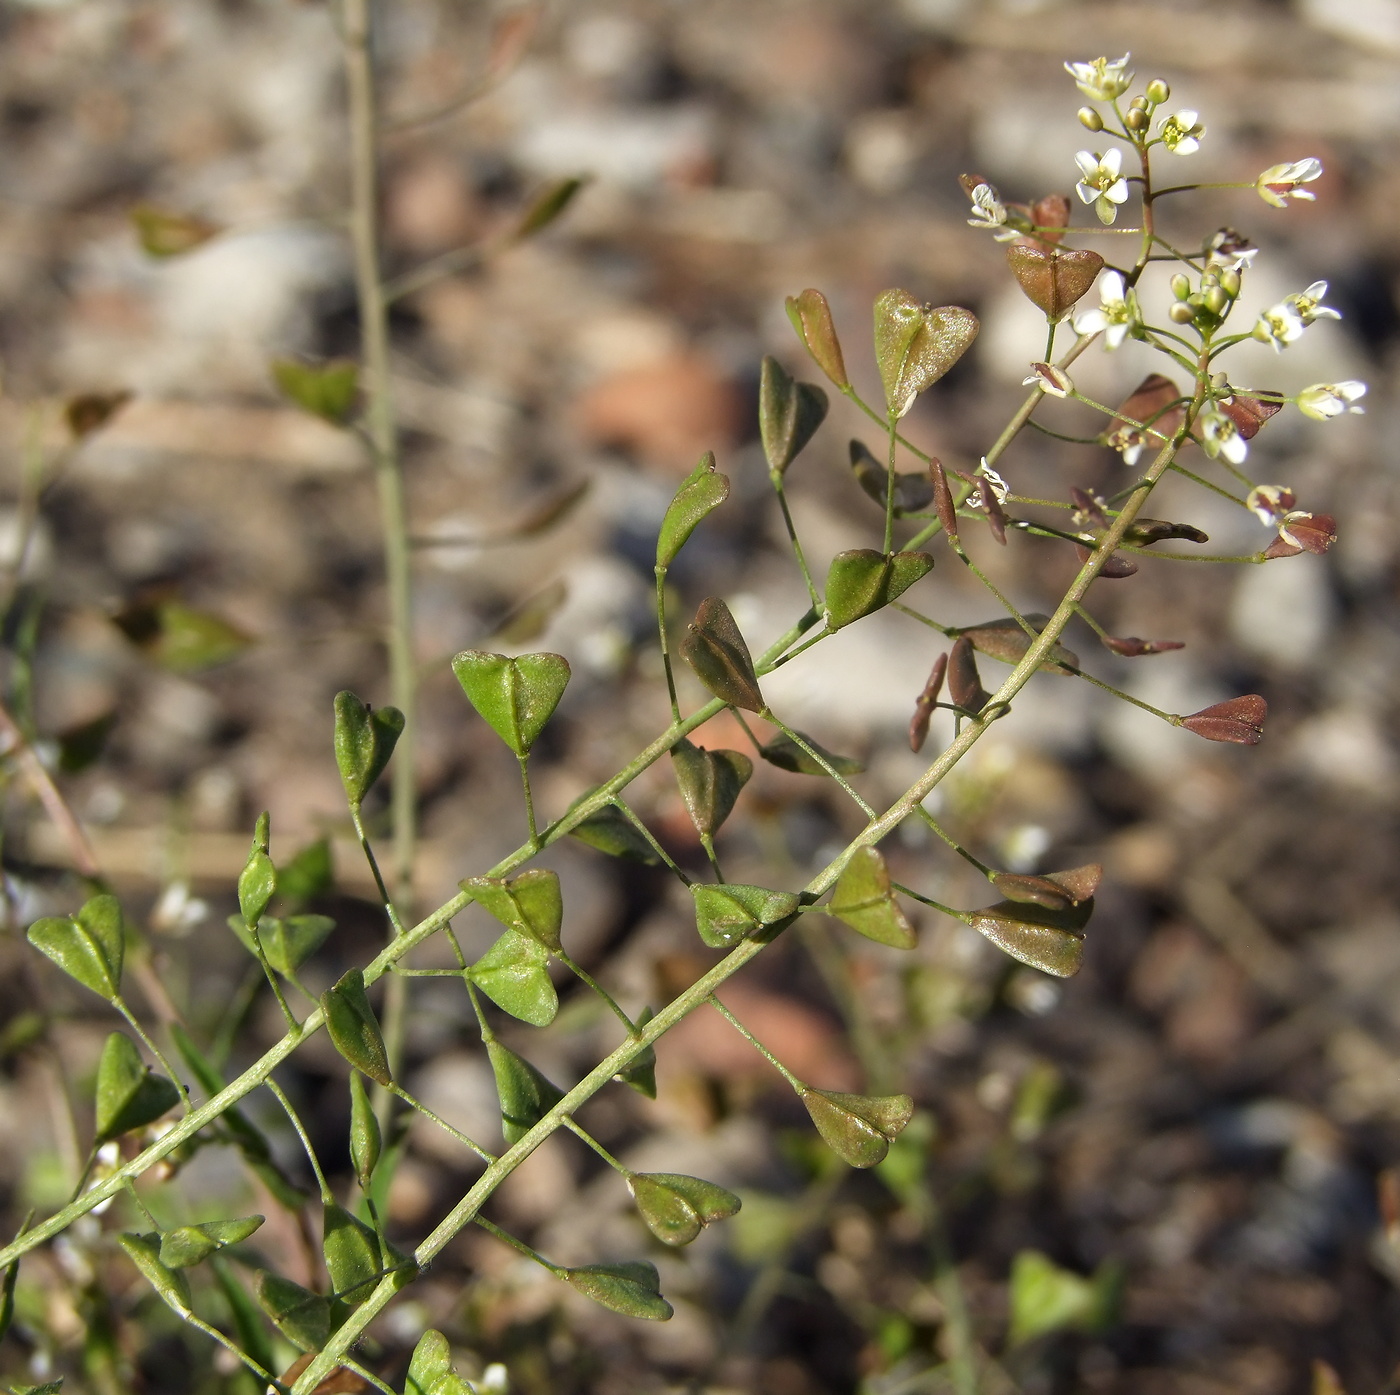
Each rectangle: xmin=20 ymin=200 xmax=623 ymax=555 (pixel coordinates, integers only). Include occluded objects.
xmin=1219 ymin=391 xmax=1283 ymax=440
xmin=993 ymin=863 xmax=1100 ymax=911
xmin=66 ymin=390 xmax=133 ymax=440
xmin=1179 ymin=694 xmax=1267 ymax=744
xmin=1005 ymin=245 xmax=1104 ymax=321
xmin=908 ymin=652 xmax=948 ymax=753
xmin=1123 ymin=518 xmax=1209 ymax=546
xmin=1074 ymin=544 xmax=1138 ymax=578
xmin=1105 ymin=373 xmax=1184 ymax=462
xmin=1280 ymin=512 xmax=1337 ymax=555
xmin=930 ymin=459 xmax=959 ymax=540
xmin=1100 ymin=634 xmax=1185 ymax=657
xmin=946 ymin=637 xmax=989 ymax=715
xmin=1025 ymin=193 xmax=1072 ymax=245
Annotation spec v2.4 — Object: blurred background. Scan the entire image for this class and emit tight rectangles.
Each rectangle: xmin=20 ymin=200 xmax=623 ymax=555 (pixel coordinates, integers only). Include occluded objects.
xmin=1 ymin=0 xmax=1399 ymax=1391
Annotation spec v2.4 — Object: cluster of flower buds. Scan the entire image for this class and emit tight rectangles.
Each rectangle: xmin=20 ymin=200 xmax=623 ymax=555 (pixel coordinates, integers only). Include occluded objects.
xmin=1167 ymin=265 xmax=1243 ymax=330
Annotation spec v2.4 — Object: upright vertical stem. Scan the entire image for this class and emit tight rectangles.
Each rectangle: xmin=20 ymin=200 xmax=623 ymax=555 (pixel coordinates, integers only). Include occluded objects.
xmin=343 ymin=0 xmax=414 ymax=1100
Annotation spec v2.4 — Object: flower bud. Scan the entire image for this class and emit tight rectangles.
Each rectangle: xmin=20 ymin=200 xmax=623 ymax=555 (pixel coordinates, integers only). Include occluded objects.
xmin=1220 ymin=269 xmax=1241 ymax=298
xmin=1129 ymin=96 xmax=1148 ymax=111
xmin=1145 ymin=78 xmax=1170 ymax=104
xmin=1077 ymin=106 xmax=1104 ymax=132
xmin=1203 ymin=285 xmax=1229 ymax=315
xmin=1170 ymin=273 xmax=1191 ymax=300
xmin=1168 ymin=301 xmax=1196 ymax=324
xmin=1125 ymin=107 xmax=1148 ymax=132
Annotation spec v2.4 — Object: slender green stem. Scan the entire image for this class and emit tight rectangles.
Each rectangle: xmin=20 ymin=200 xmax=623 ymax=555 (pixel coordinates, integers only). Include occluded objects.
xmin=889 ymin=881 xmax=966 ymax=920
xmin=474 ymin=1215 xmax=560 ymax=1272
xmin=1065 ymin=665 xmax=1179 ymax=723
xmin=655 ymin=567 xmax=681 ymax=723
xmin=246 ymin=925 xmax=302 ymax=1036
xmin=699 ymin=832 xmax=724 ymax=882
xmin=390 ymin=1084 xmax=495 ymax=1163
xmin=761 ymin=710 xmax=874 ymax=817
xmin=612 ymin=798 xmax=690 ymax=882
xmin=517 ymin=754 xmax=538 ymax=847
xmin=122 ymin=1178 xmax=160 ymax=1229
xmin=266 ymin=1078 xmax=333 ymax=1202
xmin=112 ymin=998 xmax=191 ymax=1109
xmin=798 ymin=916 xmax=891 ymax=1091
xmin=562 ymin=1117 xmax=630 ymax=1174
xmin=348 ymin=804 xmax=405 ymax=936
xmin=706 ymin=994 xmax=803 ymax=1088
xmin=915 ymin=810 xmax=991 ymax=877
xmin=1166 ymin=461 xmax=1248 ymax=506
xmin=883 ymin=413 xmax=898 ymax=556
xmin=555 ymin=948 xmax=636 ymax=1035
xmin=772 ymin=474 xmax=821 ymax=607
xmin=891 ymin=602 xmax=956 ymax=636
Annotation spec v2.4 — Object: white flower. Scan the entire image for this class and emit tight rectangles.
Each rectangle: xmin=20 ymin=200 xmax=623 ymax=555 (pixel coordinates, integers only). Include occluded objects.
xmin=1253 ymin=280 xmax=1340 ymax=351
xmin=1107 ymin=425 xmax=1149 ymax=466
xmin=1064 ymin=53 xmax=1133 ymax=102
xmin=976 ymin=458 xmax=1009 ymax=503
xmin=475 ymin=1364 xmax=509 ymax=1394
xmin=1022 ymin=362 xmax=1074 ymax=397
xmin=1071 ymin=270 xmax=1138 ymax=348
xmin=1205 ymin=228 xmax=1258 ymax=272
xmin=1256 ymin=157 xmax=1323 ymax=208
xmin=1074 ymin=148 xmax=1130 ymax=225
xmin=1158 ymin=109 xmax=1204 ymax=155
xmin=1246 ymin=484 xmax=1296 ymax=526
xmin=1296 ymin=381 xmax=1366 ymax=420
xmin=1199 ymin=405 xmax=1248 ymax=464
xmin=1289 ymin=280 xmax=1341 ymax=326
xmin=966 ymin=182 xmax=1012 ymax=238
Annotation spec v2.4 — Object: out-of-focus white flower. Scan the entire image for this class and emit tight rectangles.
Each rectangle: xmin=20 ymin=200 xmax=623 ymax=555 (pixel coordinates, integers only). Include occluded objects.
xmin=1297 ymin=381 xmax=1366 ymax=420
xmin=1158 ymin=109 xmax=1204 ymax=155
xmin=1071 ymin=270 xmax=1138 ymax=347
xmin=1064 ymin=54 xmax=1133 ymax=102
xmin=1205 ymin=227 xmax=1258 ymax=272
xmin=151 ymin=880 xmax=208 ymax=935
xmin=1074 ymin=148 xmax=1130 ymax=225
xmin=1199 ymin=405 xmax=1248 ymax=464
xmin=1022 ymin=361 xmax=1075 ymax=397
xmin=966 ymin=182 xmax=1016 ymax=240
xmin=1247 ymin=484 xmax=1297 ymax=526
xmin=976 ymin=459 xmax=1009 ymax=503
xmin=1253 ymin=280 xmax=1340 ymax=351
xmin=476 ymin=1364 xmax=509 ymax=1394
xmin=1256 ymin=157 xmax=1323 ymax=207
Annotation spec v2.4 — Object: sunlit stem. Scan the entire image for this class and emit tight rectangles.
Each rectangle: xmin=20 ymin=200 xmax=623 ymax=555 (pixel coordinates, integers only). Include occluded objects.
xmin=771 ymin=470 xmax=821 ymax=607
xmin=915 ymin=808 xmax=992 ymax=877
xmin=266 ymin=1078 xmax=333 ymax=1202
xmin=699 ymin=832 xmax=724 ymax=882
xmin=112 ymin=998 xmax=191 ymax=1109
xmin=655 ymin=567 xmax=680 ymax=724
xmin=348 ymin=803 xmax=406 ymax=936
xmin=245 ymin=924 xmax=301 ymax=1036
xmin=707 ymin=994 xmax=802 ymax=1089
xmin=555 ymin=948 xmax=637 ymax=1035
xmin=389 ymin=1084 xmax=495 ymax=1163
xmin=517 ymin=753 xmax=538 ymax=847
xmin=884 ymin=411 xmax=898 ymax=556
xmin=563 ymin=1117 xmax=630 ymax=1175
xmin=474 ymin=1214 xmax=562 ymax=1273
xmin=612 ymin=798 xmax=692 ymax=883
xmin=1065 ymin=665 xmax=1180 ymax=724
xmin=759 ymin=709 xmax=875 ymax=817
xmin=890 ymin=881 xmax=967 ymax=920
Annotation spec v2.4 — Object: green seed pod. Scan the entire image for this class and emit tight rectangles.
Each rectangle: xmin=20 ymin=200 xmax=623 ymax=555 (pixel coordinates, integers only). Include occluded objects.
xmin=562 ymin=1261 xmax=673 ymax=1321
xmin=320 ymin=968 xmax=392 ymax=1087
xmin=1170 ymin=273 xmax=1191 ymax=301
xmin=348 ymin=1073 xmax=381 ymax=1192
xmin=1077 ymin=106 xmax=1104 ymax=132
xmin=1145 ymin=78 xmax=1170 ymax=104
xmin=1124 ymin=107 xmax=1148 ymax=132
xmin=1167 ymin=302 xmax=1196 ymax=325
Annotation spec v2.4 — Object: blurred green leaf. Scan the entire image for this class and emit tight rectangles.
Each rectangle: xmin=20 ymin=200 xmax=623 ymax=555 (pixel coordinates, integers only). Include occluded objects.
xmin=158 ymin=1215 xmax=264 ymax=1269
xmin=656 ymin=452 xmax=730 ymax=570
xmin=333 ymin=692 xmax=405 ymax=808
xmin=463 ymin=869 xmax=563 ymax=953
xmin=487 ymin=1040 xmax=564 ymax=1144
xmin=873 ymin=290 xmax=978 ymax=419
xmin=799 ymin=1088 xmax=913 ymax=1168
xmin=255 ymin=1270 xmax=331 ymax=1353
xmin=323 ymin=1202 xmax=380 ymax=1307
xmin=111 ymin=598 xmax=251 ymax=673
xmin=759 ymin=356 xmax=828 ymax=474
xmin=678 ymin=597 xmax=764 ymax=712
xmin=829 ymin=846 xmax=916 ymax=950
xmin=55 ymin=711 xmax=116 ymax=774
xmin=491 ymin=578 xmax=568 ymax=645
xmin=277 ymin=837 xmax=334 ymax=907
xmin=211 ymin=1258 xmax=278 ymax=1379
xmin=320 ymin=968 xmax=391 ymax=1086
xmin=630 ymin=1172 xmax=741 ymax=1246
xmin=452 ymin=650 xmax=570 ymax=757
xmin=759 ymin=730 xmax=863 ymax=778
xmin=130 ymin=204 xmax=219 ymax=257
xmin=1007 ymin=1249 xmax=1120 ymax=1346
xmin=514 ymin=175 xmax=587 ymax=239
xmin=27 ymin=894 xmax=124 ymax=1000
xmin=671 ymin=739 xmax=751 ymax=838
xmin=272 ymin=359 xmax=359 ymax=425
xmin=692 ymin=883 xmax=799 ymax=949
xmin=471 ymin=929 xmax=558 ymax=1027
xmin=95 ymin=1032 xmax=180 ymax=1143
xmin=563 ymin=1261 xmax=672 ymax=1321
xmin=824 ymin=549 xmax=933 ymax=631
xmin=405 ymin=1329 xmax=452 ymax=1395
xmin=848 ymin=439 xmax=933 ymax=516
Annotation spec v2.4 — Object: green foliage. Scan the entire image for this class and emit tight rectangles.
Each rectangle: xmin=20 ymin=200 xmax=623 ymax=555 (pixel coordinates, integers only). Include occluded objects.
xmin=828 ymin=846 xmax=916 ymax=950
xmin=677 ymin=597 xmax=764 ymax=711
xmin=255 ymin=1269 xmax=331 ymax=1352
xmin=656 ymin=452 xmax=730 ymax=569
xmin=486 ymin=1040 xmax=564 ymax=1144
xmin=824 ymin=549 xmax=934 ymax=630
xmin=158 ymin=1215 xmax=264 ymax=1269
xmin=562 ymin=1261 xmax=673 ymax=1321
xmin=277 ymin=837 xmax=335 ymax=905
xmin=333 ymin=692 xmax=406 ymax=807
xmin=27 ymin=894 xmax=125 ymax=1001
xmin=320 ymin=969 xmax=392 ymax=1086
xmin=514 ymin=174 xmax=587 ymax=240
xmin=759 ymin=356 xmax=828 ymax=474
xmin=130 ymin=204 xmax=219 ymax=256
xmin=1007 ymin=1249 xmax=1121 ymax=1346
xmin=463 ymin=869 xmax=563 ymax=952
xmin=111 ymin=597 xmax=251 ymax=672
xmin=452 ymin=650 xmax=571 ymax=756
xmin=799 ymin=1088 xmax=914 ymax=1168
xmin=322 ymin=1201 xmax=381 ymax=1306
xmin=229 ymin=913 xmax=336 ymax=977
xmin=94 ymin=1032 xmax=180 ymax=1142
xmin=567 ymin=804 xmax=662 ymax=864
xmin=117 ymin=1233 xmax=194 ymax=1316
xmin=272 ymin=358 xmax=360 ymax=424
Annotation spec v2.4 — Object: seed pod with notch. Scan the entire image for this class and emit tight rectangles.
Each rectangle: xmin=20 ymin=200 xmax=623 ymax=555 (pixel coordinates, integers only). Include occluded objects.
xmin=255 ymin=1270 xmax=331 ymax=1353
xmin=629 ymin=1172 xmax=741 ymax=1246
xmin=487 ymin=1039 xmax=565 ymax=1144
xmin=655 ymin=453 xmax=730 ymax=569
xmin=27 ymin=893 xmax=126 ymax=1001
xmin=873 ymin=289 xmax=979 ymax=418
xmin=671 ymin=739 xmax=752 ymax=838
xmin=824 ymin=549 xmax=934 ymax=630
xmin=692 ymin=883 xmax=800 ymax=949
xmin=992 ymin=864 xmax=1101 ymax=912
xmin=333 ymin=692 xmax=405 ymax=808
xmin=322 ymin=1201 xmax=382 ymax=1306
xmin=272 ymin=359 xmax=359 ymax=425
xmin=469 ymin=928 xmax=558 ymax=1026
xmin=562 ymin=1261 xmax=673 ymax=1321
xmin=1178 ymin=695 xmax=1267 ymax=744
xmin=957 ymin=615 xmax=1078 ymax=673
xmin=118 ymin=1233 xmax=193 ymax=1317
xmin=828 ymin=846 xmax=915 ymax=949
xmin=967 ymin=895 xmax=1091 ymax=977
xmin=677 ymin=597 xmax=764 ymax=711
xmin=95 ymin=1032 xmax=181 ymax=1142
xmin=158 ymin=1215 xmax=264 ymax=1270
xmin=452 ymin=651 xmax=571 ymax=757
xmin=1005 ymin=246 xmax=1104 ymax=321
xmin=798 ymin=1087 xmax=914 ymax=1168
xmin=759 ymin=356 xmax=829 ymax=474
xmin=462 ymin=869 xmax=563 ymax=953
xmin=320 ymin=968 xmax=391 ymax=1086
xmin=784 ymin=288 xmax=849 ymax=388
xmin=848 ymin=439 xmax=934 ymax=515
